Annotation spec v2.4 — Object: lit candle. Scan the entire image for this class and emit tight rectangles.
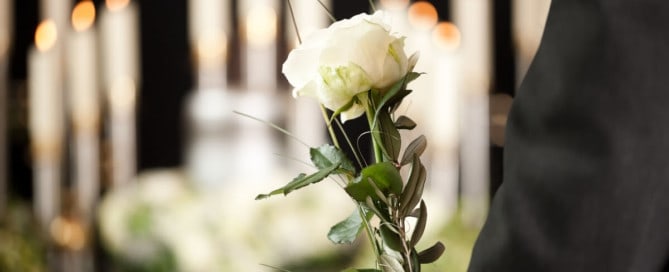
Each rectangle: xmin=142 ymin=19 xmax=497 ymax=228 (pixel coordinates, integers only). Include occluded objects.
xmin=235 ymin=0 xmax=281 ymax=180
xmin=67 ymin=0 xmax=100 ymax=221
xmin=189 ymin=0 xmax=229 ymax=89
xmin=405 ymin=1 xmax=438 ymax=126
xmin=28 ymin=20 xmax=63 ymax=229
xmin=239 ymin=0 xmax=278 ymax=91
xmin=185 ymin=0 xmax=235 ymax=189
xmin=0 ymin=0 xmax=12 ymax=218
xmin=451 ymin=0 xmax=492 ymax=228
xmin=377 ymin=0 xmax=411 ymax=38
xmin=100 ymin=0 xmax=140 ymax=188
xmin=429 ymin=22 xmax=461 ymax=221
xmin=285 ymin=0 xmax=330 ymax=48
xmin=285 ymin=0 xmax=330 ymax=169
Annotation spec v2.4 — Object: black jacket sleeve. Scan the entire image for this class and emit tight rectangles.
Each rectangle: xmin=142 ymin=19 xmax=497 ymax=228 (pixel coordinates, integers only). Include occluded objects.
xmin=468 ymin=1 xmax=669 ymax=271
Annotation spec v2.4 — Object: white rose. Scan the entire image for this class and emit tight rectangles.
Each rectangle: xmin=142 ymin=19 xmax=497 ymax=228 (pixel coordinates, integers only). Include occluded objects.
xmin=282 ymin=11 xmax=416 ymax=122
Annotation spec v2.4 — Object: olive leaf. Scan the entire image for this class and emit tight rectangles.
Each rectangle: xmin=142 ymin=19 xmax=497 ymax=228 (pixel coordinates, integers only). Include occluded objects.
xmin=399 ymin=156 xmax=427 ymax=217
xmin=328 ymin=209 xmax=373 ymax=244
xmin=417 ymin=242 xmax=445 ymax=264
xmin=345 ymin=162 xmax=403 ymax=202
xmin=400 ymin=135 xmax=427 ymax=166
xmin=310 ymin=144 xmax=355 ymax=174
xmin=394 ymin=115 xmax=417 ymax=130
xmin=255 ymin=162 xmax=340 ymax=200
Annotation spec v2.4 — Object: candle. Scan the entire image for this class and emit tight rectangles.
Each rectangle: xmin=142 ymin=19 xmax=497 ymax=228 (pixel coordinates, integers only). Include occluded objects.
xmin=285 ymin=0 xmax=330 ymax=170
xmin=285 ymin=0 xmax=330 ymax=48
xmin=100 ymin=0 xmax=140 ymax=188
xmin=239 ymin=0 xmax=278 ymax=91
xmin=430 ymin=22 xmax=461 ymax=221
xmin=0 ymin=0 xmax=12 ymax=218
xmin=67 ymin=0 xmax=100 ymax=221
xmin=405 ymin=1 xmax=438 ymax=127
xmin=39 ymin=0 xmax=70 ymax=32
xmin=189 ymin=0 xmax=229 ymax=89
xmin=451 ymin=0 xmax=492 ymax=228
xmin=28 ymin=20 xmax=63 ymax=229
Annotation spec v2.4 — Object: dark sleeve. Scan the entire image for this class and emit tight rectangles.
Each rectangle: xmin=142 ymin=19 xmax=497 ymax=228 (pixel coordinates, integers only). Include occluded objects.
xmin=468 ymin=1 xmax=669 ymax=271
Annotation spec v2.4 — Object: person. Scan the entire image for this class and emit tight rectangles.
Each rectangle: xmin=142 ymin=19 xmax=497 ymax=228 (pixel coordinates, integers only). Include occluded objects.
xmin=468 ymin=0 xmax=669 ymax=271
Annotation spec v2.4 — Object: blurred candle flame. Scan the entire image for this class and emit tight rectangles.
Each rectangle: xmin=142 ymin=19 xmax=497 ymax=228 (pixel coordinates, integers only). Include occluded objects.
xmin=35 ymin=20 xmax=58 ymax=52
xmin=432 ymin=22 xmax=461 ymax=52
xmin=72 ymin=1 xmax=96 ymax=32
xmin=106 ymin=0 xmax=130 ymax=12
xmin=246 ymin=5 xmax=277 ymax=47
xmin=408 ymin=1 xmax=438 ymax=30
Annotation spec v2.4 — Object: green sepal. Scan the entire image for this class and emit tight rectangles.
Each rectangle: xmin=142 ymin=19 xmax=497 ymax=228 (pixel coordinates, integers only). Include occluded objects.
xmin=327 ymin=209 xmax=374 ymax=244
xmin=345 ymin=162 xmax=403 ymax=202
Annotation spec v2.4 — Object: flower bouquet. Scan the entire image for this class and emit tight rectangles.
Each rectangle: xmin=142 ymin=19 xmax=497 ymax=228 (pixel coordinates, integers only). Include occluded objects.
xmin=255 ymin=6 xmax=444 ymax=272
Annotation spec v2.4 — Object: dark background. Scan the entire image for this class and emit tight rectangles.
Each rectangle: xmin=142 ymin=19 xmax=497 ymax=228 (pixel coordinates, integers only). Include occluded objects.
xmin=6 ymin=0 xmax=515 ymax=199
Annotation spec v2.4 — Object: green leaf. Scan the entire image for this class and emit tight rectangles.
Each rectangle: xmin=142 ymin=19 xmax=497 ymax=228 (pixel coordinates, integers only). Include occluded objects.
xmin=410 ymin=200 xmax=428 ymax=248
xmin=379 ymin=224 xmax=403 ymax=252
xmin=370 ymin=110 xmax=401 ymax=162
xmin=400 ymin=135 xmax=427 ymax=166
xmin=255 ymin=163 xmax=340 ymax=200
xmin=310 ymin=144 xmax=355 ymax=174
xmin=394 ymin=116 xmax=416 ymax=130
xmin=417 ymin=241 xmax=445 ymax=264
xmin=341 ymin=269 xmax=381 ymax=272
xmin=399 ymin=156 xmax=426 ymax=217
xmin=379 ymin=254 xmax=404 ymax=272
xmin=327 ymin=209 xmax=373 ymax=244
xmin=388 ymin=89 xmax=412 ymax=114
xmin=345 ymin=162 xmax=403 ymax=202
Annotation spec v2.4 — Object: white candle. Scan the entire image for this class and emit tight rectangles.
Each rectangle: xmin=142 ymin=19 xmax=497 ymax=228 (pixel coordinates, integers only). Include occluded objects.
xmin=0 ymin=0 xmax=12 ymax=218
xmin=239 ymin=0 xmax=278 ymax=91
xmin=100 ymin=0 xmax=140 ymax=188
xmin=28 ymin=20 xmax=63 ymax=229
xmin=405 ymin=1 xmax=438 ymax=126
xmin=429 ymin=22 xmax=462 ymax=221
xmin=67 ymin=1 xmax=100 ymax=220
xmin=285 ymin=0 xmax=330 ymax=47
xmin=452 ymin=0 xmax=492 ymax=228
xmin=39 ymin=0 xmax=70 ymax=33
xmin=284 ymin=0 xmax=330 ymax=169
xmin=189 ymin=0 xmax=229 ymax=89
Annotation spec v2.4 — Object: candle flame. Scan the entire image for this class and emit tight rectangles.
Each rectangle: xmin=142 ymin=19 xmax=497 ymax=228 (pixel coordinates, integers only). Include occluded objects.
xmin=432 ymin=22 xmax=461 ymax=52
xmin=106 ymin=0 xmax=130 ymax=12
xmin=72 ymin=1 xmax=96 ymax=32
xmin=408 ymin=1 xmax=438 ymax=30
xmin=197 ymin=31 xmax=227 ymax=64
xmin=245 ymin=5 xmax=277 ymax=47
xmin=35 ymin=20 xmax=58 ymax=52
